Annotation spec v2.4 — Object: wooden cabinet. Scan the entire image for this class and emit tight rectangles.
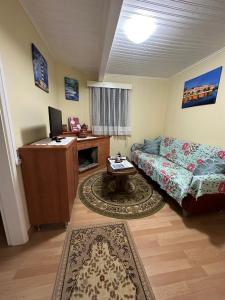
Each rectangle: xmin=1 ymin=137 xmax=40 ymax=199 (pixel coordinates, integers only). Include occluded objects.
xmin=19 ymin=138 xmax=78 ymax=226
xmin=19 ymin=135 xmax=110 ymax=225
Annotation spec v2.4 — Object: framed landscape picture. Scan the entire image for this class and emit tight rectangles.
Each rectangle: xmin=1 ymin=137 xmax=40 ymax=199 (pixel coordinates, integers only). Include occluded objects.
xmin=182 ymin=66 xmax=222 ymax=109
xmin=64 ymin=77 xmax=79 ymax=101
xmin=31 ymin=43 xmax=49 ymax=93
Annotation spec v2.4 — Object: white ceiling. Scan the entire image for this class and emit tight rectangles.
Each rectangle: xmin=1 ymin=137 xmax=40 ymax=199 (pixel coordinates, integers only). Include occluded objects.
xmin=20 ymin=0 xmax=111 ymax=76
xmin=107 ymin=0 xmax=225 ymax=77
xmin=20 ymin=0 xmax=225 ymax=79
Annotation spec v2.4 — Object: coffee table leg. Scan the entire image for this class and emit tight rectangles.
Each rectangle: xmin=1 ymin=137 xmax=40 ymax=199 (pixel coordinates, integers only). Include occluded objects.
xmin=115 ymin=175 xmax=128 ymax=192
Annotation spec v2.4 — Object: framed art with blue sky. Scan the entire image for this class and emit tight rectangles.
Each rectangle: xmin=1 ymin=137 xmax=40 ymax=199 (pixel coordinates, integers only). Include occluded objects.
xmin=64 ymin=77 xmax=79 ymax=101
xmin=31 ymin=43 xmax=49 ymax=93
xmin=182 ymin=66 xmax=222 ymax=109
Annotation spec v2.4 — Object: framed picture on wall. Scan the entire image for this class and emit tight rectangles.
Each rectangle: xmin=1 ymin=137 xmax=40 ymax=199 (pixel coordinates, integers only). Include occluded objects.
xmin=182 ymin=66 xmax=222 ymax=109
xmin=64 ymin=77 xmax=79 ymax=101
xmin=31 ymin=43 xmax=49 ymax=93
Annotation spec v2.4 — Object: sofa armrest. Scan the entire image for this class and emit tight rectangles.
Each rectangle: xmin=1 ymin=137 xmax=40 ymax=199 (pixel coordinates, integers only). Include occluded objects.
xmin=188 ymin=174 xmax=225 ymax=199
xmin=131 ymin=143 xmax=143 ymax=152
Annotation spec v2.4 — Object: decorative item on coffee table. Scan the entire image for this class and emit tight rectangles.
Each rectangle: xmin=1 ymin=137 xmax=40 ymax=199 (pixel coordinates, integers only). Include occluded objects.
xmin=115 ymin=152 xmax=122 ymax=163
xmin=78 ymin=123 xmax=88 ymax=138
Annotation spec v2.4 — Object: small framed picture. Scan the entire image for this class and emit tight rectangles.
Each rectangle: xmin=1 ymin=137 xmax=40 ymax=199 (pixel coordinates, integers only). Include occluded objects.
xmin=31 ymin=43 xmax=49 ymax=93
xmin=64 ymin=77 xmax=79 ymax=101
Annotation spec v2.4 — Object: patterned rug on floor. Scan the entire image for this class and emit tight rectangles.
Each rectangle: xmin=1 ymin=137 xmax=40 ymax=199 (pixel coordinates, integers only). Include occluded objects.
xmin=52 ymin=223 xmax=155 ymax=300
xmin=79 ymin=171 xmax=165 ymax=219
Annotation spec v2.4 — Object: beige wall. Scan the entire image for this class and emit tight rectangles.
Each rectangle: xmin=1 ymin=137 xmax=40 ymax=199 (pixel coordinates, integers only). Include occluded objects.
xmin=0 ymin=0 xmax=59 ymax=147
xmin=0 ymin=0 xmax=60 ymax=231
xmin=104 ymin=74 xmax=169 ymax=157
xmin=164 ymin=50 xmax=225 ymax=147
xmin=57 ymin=70 xmax=169 ymax=158
xmin=56 ymin=63 xmax=95 ymax=129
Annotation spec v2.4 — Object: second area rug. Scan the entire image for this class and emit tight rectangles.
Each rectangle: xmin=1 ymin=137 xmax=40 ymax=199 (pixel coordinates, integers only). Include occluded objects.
xmin=52 ymin=223 xmax=155 ymax=300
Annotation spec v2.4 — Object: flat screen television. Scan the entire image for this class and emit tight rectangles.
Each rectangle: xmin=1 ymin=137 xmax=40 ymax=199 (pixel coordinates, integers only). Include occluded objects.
xmin=48 ymin=106 xmax=63 ymax=140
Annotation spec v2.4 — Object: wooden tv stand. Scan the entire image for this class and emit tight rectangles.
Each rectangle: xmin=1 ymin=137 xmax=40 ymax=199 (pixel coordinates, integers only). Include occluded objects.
xmin=19 ymin=135 xmax=110 ymax=226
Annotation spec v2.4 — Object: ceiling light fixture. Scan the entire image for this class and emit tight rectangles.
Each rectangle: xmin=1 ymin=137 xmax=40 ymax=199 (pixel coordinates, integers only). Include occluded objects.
xmin=124 ymin=15 xmax=156 ymax=44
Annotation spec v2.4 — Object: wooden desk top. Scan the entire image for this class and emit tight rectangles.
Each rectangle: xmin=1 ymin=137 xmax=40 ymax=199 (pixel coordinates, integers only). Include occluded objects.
xmin=18 ymin=137 xmax=76 ymax=150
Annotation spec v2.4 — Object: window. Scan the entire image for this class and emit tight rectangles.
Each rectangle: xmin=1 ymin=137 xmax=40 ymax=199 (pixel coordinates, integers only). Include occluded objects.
xmin=90 ymin=87 xmax=131 ymax=136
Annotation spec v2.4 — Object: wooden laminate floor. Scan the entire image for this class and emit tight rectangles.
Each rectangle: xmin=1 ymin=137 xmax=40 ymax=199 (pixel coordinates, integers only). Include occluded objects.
xmin=1 ymin=172 xmax=225 ymax=299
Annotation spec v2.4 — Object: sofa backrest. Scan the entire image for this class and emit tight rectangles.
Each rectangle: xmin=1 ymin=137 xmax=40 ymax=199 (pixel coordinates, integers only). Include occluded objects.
xmin=159 ymin=137 xmax=225 ymax=172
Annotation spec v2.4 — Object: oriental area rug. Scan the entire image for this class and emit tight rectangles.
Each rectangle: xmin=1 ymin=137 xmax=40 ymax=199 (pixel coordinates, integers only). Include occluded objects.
xmin=79 ymin=171 xmax=165 ymax=219
xmin=52 ymin=223 xmax=155 ymax=300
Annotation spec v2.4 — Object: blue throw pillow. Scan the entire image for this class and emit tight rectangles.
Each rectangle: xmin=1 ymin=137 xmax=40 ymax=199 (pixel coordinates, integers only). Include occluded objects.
xmin=194 ymin=158 xmax=225 ymax=175
xmin=142 ymin=137 xmax=161 ymax=155
xmin=144 ymin=138 xmax=153 ymax=144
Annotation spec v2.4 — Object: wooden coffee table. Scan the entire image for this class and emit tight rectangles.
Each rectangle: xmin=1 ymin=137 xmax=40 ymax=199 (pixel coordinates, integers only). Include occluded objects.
xmin=106 ymin=158 xmax=137 ymax=192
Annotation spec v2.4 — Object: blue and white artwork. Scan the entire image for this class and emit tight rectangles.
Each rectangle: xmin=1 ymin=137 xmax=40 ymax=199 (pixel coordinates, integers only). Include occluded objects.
xmin=31 ymin=43 xmax=49 ymax=93
xmin=182 ymin=67 xmax=222 ymax=109
xmin=64 ymin=77 xmax=79 ymax=101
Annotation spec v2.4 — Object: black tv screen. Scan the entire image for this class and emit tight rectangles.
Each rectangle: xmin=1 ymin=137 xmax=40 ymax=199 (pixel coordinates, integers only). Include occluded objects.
xmin=48 ymin=106 xmax=63 ymax=138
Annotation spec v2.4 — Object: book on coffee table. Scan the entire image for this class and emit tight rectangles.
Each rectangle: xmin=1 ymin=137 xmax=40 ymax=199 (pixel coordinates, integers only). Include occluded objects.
xmin=110 ymin=159 xmax=134 ymax=170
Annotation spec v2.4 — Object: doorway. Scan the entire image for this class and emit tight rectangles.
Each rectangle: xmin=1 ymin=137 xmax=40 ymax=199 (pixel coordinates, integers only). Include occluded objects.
xmin=0 ymin=59 xmax=28 ymax=245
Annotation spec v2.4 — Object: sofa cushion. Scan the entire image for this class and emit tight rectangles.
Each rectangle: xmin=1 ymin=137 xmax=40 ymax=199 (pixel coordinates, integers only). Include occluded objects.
xmin=189 ymin=174 xmax=225 ymax=199
xmin=136 ymin=152 xmax=193 ymax=203
xmin=160 ymin=137 xmax=225 ymax=173
xmin=131 ymin=143 xmax=143 ymax=152
xmin=142 ymin=137 xmax=161 ymax=155
xmin=131 ymin=149 xmax=144 ymax=166
xmin=194 ymin=158 xmax=225 ymax=175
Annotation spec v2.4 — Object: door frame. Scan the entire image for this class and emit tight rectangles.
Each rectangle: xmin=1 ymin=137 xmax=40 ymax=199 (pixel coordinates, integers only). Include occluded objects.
xmin=0 ymin=58 xmax=28 ymax=245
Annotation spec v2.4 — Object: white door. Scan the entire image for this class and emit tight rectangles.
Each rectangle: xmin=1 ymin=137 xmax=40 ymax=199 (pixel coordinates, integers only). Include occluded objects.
xmin=0 ymin=60 xmax=28 ymax=245
xmin=0 ymin=111 xmax=13 ymax=245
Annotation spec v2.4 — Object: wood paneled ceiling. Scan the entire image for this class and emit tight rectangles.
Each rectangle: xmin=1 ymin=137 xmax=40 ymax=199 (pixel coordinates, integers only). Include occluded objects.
xmin=20 ymin=0 xmax=225 ymax=79
xmin=107 ymin=0 xmax=225 ymax=77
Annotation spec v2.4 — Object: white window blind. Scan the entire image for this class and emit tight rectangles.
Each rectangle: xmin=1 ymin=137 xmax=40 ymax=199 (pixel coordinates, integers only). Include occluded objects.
xmin=90 ymin=86 xmax=131 ymax=136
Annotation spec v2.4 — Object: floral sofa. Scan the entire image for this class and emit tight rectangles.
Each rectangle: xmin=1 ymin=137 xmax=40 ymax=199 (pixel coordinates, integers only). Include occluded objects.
xmin=131 ymin=137 xmax=225 ymax=215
